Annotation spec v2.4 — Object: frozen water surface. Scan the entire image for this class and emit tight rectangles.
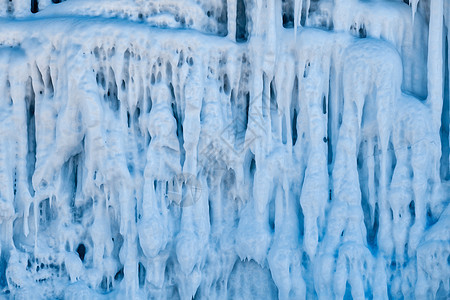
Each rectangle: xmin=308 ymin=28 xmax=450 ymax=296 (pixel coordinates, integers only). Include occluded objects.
xmin=0 ymin=0 xmax=449 ymax=299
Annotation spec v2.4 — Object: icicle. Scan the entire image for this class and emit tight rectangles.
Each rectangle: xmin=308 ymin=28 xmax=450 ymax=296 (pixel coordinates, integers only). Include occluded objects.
xmin=227 ymin=0 xmax=237 ymax=41
xmin=9 ymin=54 xmax=31 ymax=241
xmin=299 ymin=64 xmax=328 ymax=260
xmin=294 ymin=0 xmax=303 ymax=41
xmin=183 ymin=56 xmax=203 ymax=175
xmin=427 ymin=0 xmax=444 ymax=133
xmin=410 ymin=0 xmax=419 ymax=24
xmin=268 ymin=179 xmax=306 ymax=300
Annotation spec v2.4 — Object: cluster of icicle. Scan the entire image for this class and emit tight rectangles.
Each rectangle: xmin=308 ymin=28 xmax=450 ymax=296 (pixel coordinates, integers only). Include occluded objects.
xmin=0 ymin=0 xmax=448 ymax=299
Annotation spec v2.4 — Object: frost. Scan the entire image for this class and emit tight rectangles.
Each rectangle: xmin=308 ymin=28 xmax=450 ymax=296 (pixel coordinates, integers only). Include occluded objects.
xmin=0 ymin=0 xmax=449 ymax=299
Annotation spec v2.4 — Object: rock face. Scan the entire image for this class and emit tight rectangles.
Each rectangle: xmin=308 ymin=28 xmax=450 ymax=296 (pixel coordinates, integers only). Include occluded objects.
xmin=0 ymin=0 xmax=448 ymax=299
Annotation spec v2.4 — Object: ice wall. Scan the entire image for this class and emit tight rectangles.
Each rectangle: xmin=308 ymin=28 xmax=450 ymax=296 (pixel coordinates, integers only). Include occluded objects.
xmin=0 ymin=0 xmax=448 ymax=299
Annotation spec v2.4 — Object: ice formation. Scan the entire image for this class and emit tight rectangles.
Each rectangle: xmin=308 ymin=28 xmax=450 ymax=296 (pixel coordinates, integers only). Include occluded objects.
xmin=0 ymin=0 xmax=449 ymax=299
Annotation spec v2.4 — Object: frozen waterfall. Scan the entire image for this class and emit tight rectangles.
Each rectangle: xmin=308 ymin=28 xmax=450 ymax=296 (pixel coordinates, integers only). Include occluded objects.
xmin=0 ymin=0 xmax=449 ymax=299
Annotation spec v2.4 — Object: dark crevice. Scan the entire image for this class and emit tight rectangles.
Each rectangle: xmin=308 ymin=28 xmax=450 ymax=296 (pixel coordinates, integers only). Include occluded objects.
xmin=208 ymin=197 xmax=214 ymax=228
xmin=46 ymin=68 xmax=54 ymax=96
xmin=172 ymin=102 xmax=185 ymax=168
xmin=106 ymin=67 xmax=120 ymax=112
xmin=367 ymin=203 xmax=379 ymax=248
xmin=350 ymin=23 xmax=367 ymax=38
xmin=262 ymin=74 xmax=268 ymax=117
xmin=322 ymin=95 xmax=327 ymax=114
xmin=249 ymin=156 xmax=256 ymax=177
xmin=7 ymin=0 xmax=13 ymax=15
xmin=218 ymin=0 xmax=228 ymax=36
xmin=230 ymin=89 xmax=236 ymax=117
xmin=359 ymin=24 xmax=367 ymax=38
xmin=168 ymin=82 xmax=175 ymax=100
xmin=38 ymin=198 xmax=52 ymax=225
xmin=114 ymin=268 xmax=124 ymax=281
xmin=76 ymin=244 xmax=86 ymax=261
xmin=138 ymin=262 xmax=146 ymax=288
xmin=31 ymin=0 xmax=39 ymax=13
xmin=282 ymin=13 xmax=294 ymax=28
xmin=244 ymin=92 xmax=250 ymax=132
xmin=270 ymin=80 xmax=277 ymax=111
xmin=146 ymin=87 xmax=152 ymax=114
xmin=344 ymin=282 xmax=352 ymax=300
xmin=268 ymin=184 xmax=276 ymax=232
xmin=327 ymin=76 xmax=333 ymax=165
xmin=0 ymin=253 xmax=9 ymax=288
xmin=282 ymin=0 xmax=295 ymax=28
xmin=291 ymin=76 xmax=299 ymax=146
xmin=96 ymin=70 xmax=106 ymax=89
xmin=236 ymin=0 xmax=248 ymax=42
xmin=166 ymin=62 xmax=172 ymax=81
xmin=26 ymin=77 xmax=36 ymax=196
xmin=409 ymin=200 xmax=415 ymax=225
xmin=223 ymin=74 xmax=230 ymax=95
xmin=70 ymin=154 xmax=79 ymax=209
xmin=151 ymin=73 xmax=156 ymax=85
xmin=292 ymin=109 xmax=298 ymax=146
xmin=426 ymin=206 xmax=438 ymax=227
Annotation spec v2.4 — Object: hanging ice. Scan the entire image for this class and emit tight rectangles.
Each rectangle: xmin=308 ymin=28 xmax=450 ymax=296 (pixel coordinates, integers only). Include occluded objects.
xmin=0 ymin=0 xmax=448 ymax=299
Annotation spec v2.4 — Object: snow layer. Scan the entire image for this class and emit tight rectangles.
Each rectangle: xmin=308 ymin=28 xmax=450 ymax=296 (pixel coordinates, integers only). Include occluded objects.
xmin=0 ymin=0 xmax=449 ymax=299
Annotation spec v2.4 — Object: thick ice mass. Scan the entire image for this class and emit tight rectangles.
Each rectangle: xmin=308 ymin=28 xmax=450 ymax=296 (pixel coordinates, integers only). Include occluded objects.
xmin=0 ymin=0 xmax=449 ymax=299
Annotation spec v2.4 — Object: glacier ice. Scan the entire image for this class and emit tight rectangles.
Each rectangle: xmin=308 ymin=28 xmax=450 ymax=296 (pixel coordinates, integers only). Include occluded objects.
xmin=0 ymin=0 xmax=449 ymax=299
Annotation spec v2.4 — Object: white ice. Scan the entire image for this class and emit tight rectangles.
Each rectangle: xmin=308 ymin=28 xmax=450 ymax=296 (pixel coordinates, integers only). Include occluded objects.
xmin=0 ymin=0 xmax=448 ymax=299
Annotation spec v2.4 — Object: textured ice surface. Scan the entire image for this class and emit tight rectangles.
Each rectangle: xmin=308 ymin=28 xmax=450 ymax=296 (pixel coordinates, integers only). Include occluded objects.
xmin=0 ymin=0 xmax=449 ymax=299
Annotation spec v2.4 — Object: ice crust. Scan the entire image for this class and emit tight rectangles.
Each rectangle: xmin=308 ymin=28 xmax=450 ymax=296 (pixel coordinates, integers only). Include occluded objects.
xmin=0 ymin=0 xmax=449 ymax=299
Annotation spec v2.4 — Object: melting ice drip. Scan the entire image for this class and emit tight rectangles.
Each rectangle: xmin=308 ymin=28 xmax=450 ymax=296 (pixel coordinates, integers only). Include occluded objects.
xmin=0 ymin=0 xmax=449 ymax=299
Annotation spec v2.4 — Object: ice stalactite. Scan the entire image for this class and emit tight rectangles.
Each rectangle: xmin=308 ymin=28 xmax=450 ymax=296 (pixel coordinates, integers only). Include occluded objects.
xmin=298 ymin=64 xmax=328 ymax=261
xmin=294 ymin=0 xmax=303 ymax=38
xmin=410 ymin=0 xmax=419 ymax=22
xmin=227 ymin=0 xmax=237 ymax=41
xmin=427 ymin=0 xmax=444 ymax=138
xmin=0 ymin=0 xmax=448 ymax=299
